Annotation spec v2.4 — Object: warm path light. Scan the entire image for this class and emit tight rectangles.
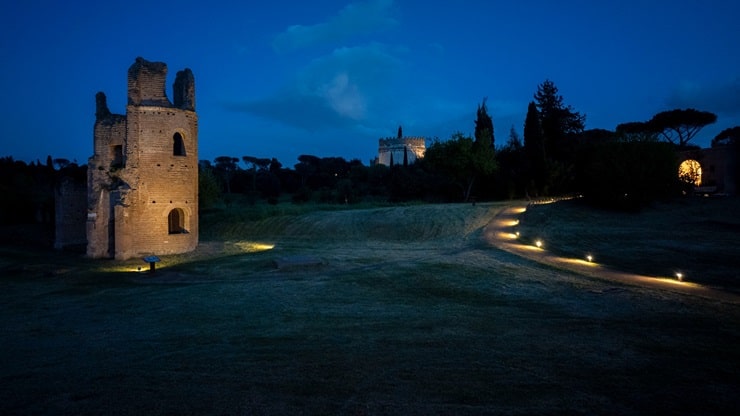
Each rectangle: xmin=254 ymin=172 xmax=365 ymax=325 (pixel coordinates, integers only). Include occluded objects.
xmin=586 ymin=254 xmax=593 ymax=262
xmin=535 ymin=240 xmax=543 ymax=248
xmin=676 ymin=272 xmax=684 ymax=282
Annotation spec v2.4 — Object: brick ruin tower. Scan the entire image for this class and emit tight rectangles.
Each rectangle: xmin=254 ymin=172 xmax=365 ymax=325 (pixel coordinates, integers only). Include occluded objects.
xmin=87 ymin=57 xmax=198 ymax=260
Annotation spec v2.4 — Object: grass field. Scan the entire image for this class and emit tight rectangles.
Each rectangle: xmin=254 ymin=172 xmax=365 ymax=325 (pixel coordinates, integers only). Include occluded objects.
xmin=1 ymin=199 xmax=739 ymax=415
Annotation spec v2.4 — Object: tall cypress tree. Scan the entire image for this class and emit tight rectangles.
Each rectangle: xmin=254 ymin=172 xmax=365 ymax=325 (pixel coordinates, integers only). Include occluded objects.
xmin=523 ymin=101 xmax=546 ymax=195
xmin=474 ymin=98 xmax=495 ymax=150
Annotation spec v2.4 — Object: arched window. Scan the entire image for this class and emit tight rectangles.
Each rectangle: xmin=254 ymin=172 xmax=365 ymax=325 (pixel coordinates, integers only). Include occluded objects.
xmin=678 ymin=159 xmax=702 ymax=186
xmin=168 ymin=208 xmax=186 ymax=234
xmin=173 ymin=132 xmax=186 ymax=156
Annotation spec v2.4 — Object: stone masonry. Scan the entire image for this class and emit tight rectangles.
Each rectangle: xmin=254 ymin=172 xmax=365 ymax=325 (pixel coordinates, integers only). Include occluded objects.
xmin=87 ymin=57 xmax=198 ymax=260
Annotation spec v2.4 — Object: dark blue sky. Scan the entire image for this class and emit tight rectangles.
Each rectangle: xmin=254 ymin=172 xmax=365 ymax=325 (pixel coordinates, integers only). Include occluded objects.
xmin=2 ymin=0 xmax=739 ymax=167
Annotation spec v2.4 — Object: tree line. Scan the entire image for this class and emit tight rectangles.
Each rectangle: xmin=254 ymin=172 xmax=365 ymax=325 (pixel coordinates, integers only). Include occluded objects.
xmin=3 ymin=79 xmax=739 ymax=236
xmin=199 ymin=79 xmax=737 ymax=211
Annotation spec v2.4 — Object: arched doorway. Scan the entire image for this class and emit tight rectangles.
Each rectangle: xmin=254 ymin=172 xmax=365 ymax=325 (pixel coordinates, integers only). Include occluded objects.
xmin=168 ymin=208 xmax=186 ymax=234
xmin=678 ymin=159 xmax=702 ymax=186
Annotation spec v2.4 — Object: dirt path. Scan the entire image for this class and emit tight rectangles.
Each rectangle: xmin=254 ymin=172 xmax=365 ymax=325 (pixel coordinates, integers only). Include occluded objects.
xmin=484 ymin=203 xmax=740 ymax=304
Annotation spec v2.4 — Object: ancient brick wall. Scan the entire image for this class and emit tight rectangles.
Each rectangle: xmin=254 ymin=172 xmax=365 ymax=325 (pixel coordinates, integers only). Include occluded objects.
xmin=87 ymin=57 xmax=198 ymax=260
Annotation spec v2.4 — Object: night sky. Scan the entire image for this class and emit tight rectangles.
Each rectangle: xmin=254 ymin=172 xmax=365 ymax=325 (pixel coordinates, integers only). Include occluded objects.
xmin=1 ymin=0 xmax=738 ymax=167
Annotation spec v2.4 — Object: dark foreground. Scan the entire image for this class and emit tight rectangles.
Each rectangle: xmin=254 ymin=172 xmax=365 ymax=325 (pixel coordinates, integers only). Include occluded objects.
xmin=1 ymin=203 xmax=739 ymax=415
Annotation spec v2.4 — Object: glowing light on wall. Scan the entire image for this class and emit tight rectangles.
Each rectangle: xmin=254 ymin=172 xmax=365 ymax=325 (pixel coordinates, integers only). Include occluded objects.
xmin=678 ymin=159 xmax=702 ymax=186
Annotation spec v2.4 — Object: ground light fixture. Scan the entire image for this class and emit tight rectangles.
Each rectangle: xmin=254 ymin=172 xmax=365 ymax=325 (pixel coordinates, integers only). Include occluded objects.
xmin=586 ymin=254 xmax=593 ymax=262
xmin=535 ymin=239 xmax=543 ymax=248
xmin=676 ymin=272 xmax=684 ymax=282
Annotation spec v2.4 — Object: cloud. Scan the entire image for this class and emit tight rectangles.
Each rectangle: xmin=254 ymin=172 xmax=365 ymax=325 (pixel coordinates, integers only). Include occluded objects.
xmin=272 ymin=0 xmax=398 ymax=52
xmin=667 ymin=78 xmax=740 ymax=116
xmin=233 ymin=43 xmax=402 ymax=131
xmin=229 ymin=94 xmax=355 ymax=131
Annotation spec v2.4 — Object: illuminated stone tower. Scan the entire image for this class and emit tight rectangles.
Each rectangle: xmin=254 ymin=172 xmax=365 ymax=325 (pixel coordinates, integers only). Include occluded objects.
xmin=377 ymin=125 xmax=426 ymax=166
xmin=87 ymin=57 xmax=198 ymax=260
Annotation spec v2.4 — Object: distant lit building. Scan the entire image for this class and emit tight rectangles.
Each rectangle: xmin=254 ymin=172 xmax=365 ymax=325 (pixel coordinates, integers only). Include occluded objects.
xmin=376 ymin=126 xmax=426 ymax=166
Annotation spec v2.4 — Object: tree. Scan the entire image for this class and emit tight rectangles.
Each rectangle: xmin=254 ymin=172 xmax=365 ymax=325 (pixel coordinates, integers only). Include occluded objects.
xmin=533 ymin=79 xmax=585 ymax=161
xmin=198 ymin=163 xmax=221 ymax=208
xmin=213 ymin=156 xmax=239 ymax=193
xmin=648 ymin=108 xmax=717 ymax=148
xmin=494 ymin=126 xmax=527 ymax=199
xmin=474 ymin=98 xmax=495 ymax=150
xmin=523 ymin=102 xmax=546 ymax=195
xmin=615 ymin=121 xmax=660 ymax=142
xmin=242 ymin=155 xmax=271 ymax=193
xmin=294 ymin=154 xmax=320 ymax=188
xmin=422 ymin=132 xmax=496 ymax=202
xmin=505 ymin=125 xmax=523 ymax=151
xmin=711 ymin=126 xmax=740 ymax=147
xmin=53 ymin=158 xmax=71 ymax=170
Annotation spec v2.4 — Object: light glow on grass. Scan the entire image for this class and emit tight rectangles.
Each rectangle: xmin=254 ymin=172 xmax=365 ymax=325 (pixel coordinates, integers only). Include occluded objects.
xmin=557 ymin=257 xmax=600 ymax=267
xmin=498 ymin=232 xmax=519 ymax=240
xmin=512 ymin=207 xmax=527 ymax=214
xmin=235 ymin=241 xmax=275 ymax=252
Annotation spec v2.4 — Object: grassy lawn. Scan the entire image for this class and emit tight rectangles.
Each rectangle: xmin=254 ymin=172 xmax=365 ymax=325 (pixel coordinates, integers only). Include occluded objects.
xmin=1 ymin=200 xmax=739 ymax=415
xmin=517 ymin=196 xmax=740 ymax=291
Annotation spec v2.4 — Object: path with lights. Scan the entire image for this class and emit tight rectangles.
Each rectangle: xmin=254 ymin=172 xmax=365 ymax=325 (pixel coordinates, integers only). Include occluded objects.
xmin=484 ymin=204 xmax=740 ymax=304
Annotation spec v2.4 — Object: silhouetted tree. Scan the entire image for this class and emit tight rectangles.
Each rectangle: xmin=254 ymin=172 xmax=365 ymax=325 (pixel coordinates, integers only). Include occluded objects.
xmin=214 ymin=156 xmax=239 ymax=193
xmin=648 ymin=108 xmax=717 ymax=148
xmin=397 ymin=125 xmax=403 ymax=139
xmin=474 ymin=98 xmax=495 ymax=150
xmin=198 ymin=163 xmax=221 ymax=208
xmin=423 ymin=133 xmax=496 ymax=202
xmin=494 ymin=126 xmax=526 ymax=199
xmin=534 ymin=79 xmax=585 ymax=161
xmin=711 ymin=126 xmax=740 ymax=147
xmin=615 ymin=121 xmax=660 ymax=142
xmin=242 ymin=155 xmax=271 ymax=193
xmin=53 ymin=158 xmax=71 ymax=170
xmin=523 ymin=101 xmax=546 ymax=195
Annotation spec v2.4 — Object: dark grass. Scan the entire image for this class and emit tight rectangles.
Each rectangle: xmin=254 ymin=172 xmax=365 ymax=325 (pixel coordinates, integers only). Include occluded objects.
xmin=1 ymin=202 xmax=739 ymax=415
